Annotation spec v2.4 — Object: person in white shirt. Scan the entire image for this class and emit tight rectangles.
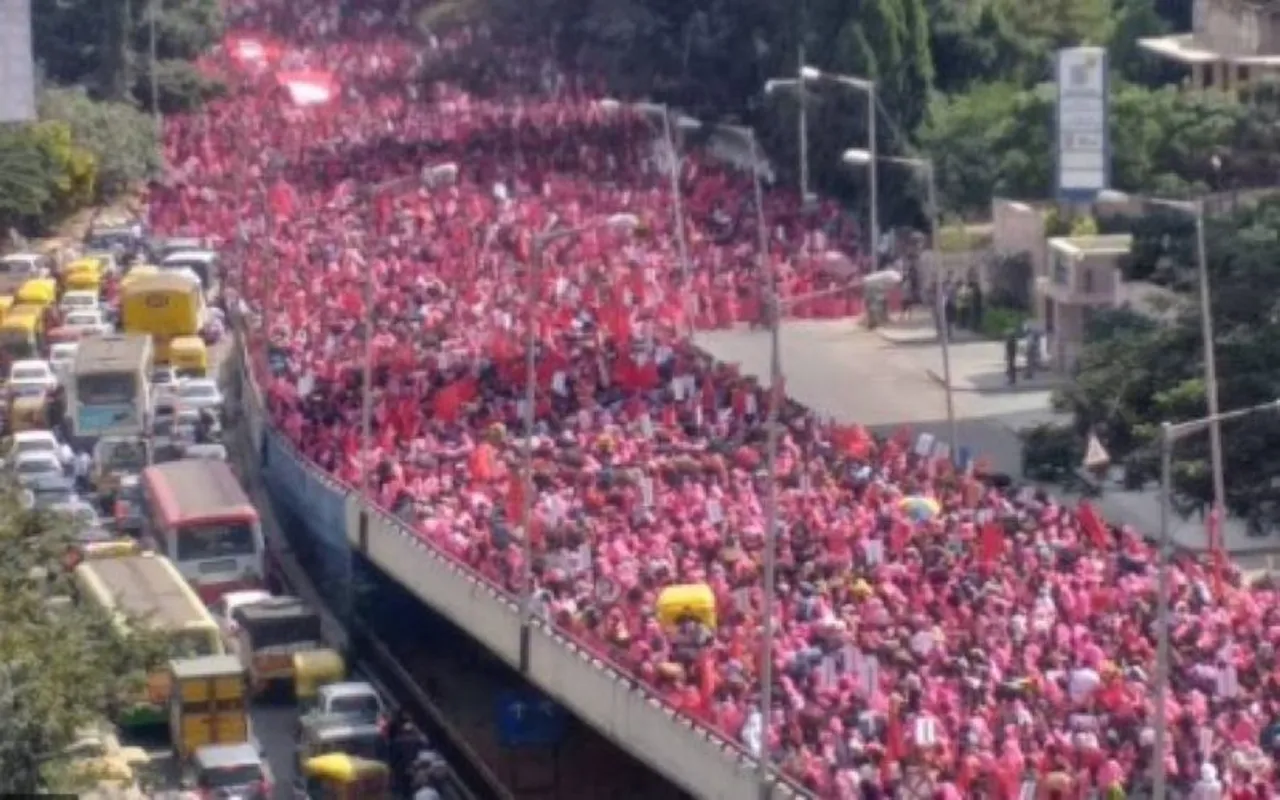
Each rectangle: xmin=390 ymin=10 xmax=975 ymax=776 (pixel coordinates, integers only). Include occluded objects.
xmin=1190 ymin=762 xmax=1223 ymax=800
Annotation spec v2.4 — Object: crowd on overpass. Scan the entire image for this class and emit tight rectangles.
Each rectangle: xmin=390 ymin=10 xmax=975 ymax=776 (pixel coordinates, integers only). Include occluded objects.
xmin=148 ymin=0 xmax=1280 ymax=796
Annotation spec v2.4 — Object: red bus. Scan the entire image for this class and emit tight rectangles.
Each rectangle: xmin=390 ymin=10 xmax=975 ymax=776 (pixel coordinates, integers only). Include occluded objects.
xmin=140 ymin=459 xmax=265 ymax=603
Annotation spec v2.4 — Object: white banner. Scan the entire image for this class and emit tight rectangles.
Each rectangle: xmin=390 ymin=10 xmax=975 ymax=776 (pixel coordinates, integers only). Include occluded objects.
xmin=1056 ymin=47 xmax=1109 ymax=201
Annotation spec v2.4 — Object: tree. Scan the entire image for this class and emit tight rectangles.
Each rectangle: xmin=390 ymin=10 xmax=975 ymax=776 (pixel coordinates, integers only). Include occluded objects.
xmin=33 ymin=0 xmax=223 ymax=105
xmin=0 ymin=489 xmax=163 ymax=793
xmin=0 ymin=122 xmax=98 ymax=235
xmin=920 ymin=81 xmax=1261 ymax=218
xmin=38 ymin=88 xmax=162 ymax=201
xmin=1055 ymin=197 xmax=1280 ymax=526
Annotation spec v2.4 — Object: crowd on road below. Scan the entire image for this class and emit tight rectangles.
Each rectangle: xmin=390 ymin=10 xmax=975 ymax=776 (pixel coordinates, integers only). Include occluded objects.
xmin=147 ymin=0 xmax=1280 ymax=796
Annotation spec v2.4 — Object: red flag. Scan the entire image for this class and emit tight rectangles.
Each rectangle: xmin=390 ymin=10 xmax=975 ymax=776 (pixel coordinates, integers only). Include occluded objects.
xmin=698 ymin=652 xmax=718 ymax=713
xmin=505 ymin=471 xmax=525 ymax=524
xmin=434 ymin=383 xmax=462 ymax=423
xmin=267 ymin=179 xmax=297 ymax=220
xmin=1077 ymin=501 xmax=1110 ymax=550
xmin=978 ymin=521 xmax=1006 ymax=564
xmin=885 ymin=706 xmax=905 ymax=761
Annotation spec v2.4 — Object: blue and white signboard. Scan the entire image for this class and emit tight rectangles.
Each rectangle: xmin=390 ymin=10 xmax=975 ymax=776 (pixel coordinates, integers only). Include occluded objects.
xmin=495 ymin=690 xmax=568 ymax=748
xmin=1055 ymin=47 xmax=1109 ymax=202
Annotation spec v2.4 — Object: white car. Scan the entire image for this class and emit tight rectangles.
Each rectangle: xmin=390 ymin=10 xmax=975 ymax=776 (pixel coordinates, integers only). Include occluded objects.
xmin=176 ymin=378 xmax=223 ymax=412
xmin=8 ymin=359 xmax=58 ymax=392
xmin=151 ymin=366 xmax=178 ymax=392
xmin=62 ymin=309 xmax=111 ymax=337
xmin=12 ymin=451 xmax=64 ymax=485
xmin=0 ymin=252 xmax=53 ymax=279
xmin=50 ymin=342 xmax=79 ymax=374
xmin=211 ymin=589 xmax=274 ymax=646
xmin=5 ymin=430 xmax=59 ymax=464
xmin=59 ymin=290 xmax=100 ymax=314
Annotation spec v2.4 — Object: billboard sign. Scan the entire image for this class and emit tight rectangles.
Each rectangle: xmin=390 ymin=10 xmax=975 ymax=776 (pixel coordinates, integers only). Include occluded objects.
xmin=0 ymin=0 xmax=36 ymax=123
xmin=1056 ymin=47 xmax=1109 ymax=202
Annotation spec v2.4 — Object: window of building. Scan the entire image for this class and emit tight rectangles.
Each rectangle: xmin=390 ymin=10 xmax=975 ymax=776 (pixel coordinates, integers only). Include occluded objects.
xmin=1238 ymin=64 xmax=1250 ymax=85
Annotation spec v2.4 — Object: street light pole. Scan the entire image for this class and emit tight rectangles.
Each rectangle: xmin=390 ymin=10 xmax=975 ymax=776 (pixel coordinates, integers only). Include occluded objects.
xmin=148 ymin=0 xmax=160 ymax=130
xmin=1193 ymin=206 xmax=1227 ymax=517
xmin=1154 ymin=398 xmax=1280 ymax=797
xmin=354 ymin=166 xmax=457 ymax=633
xmin=1097 ymin=191 xmax=1225 ymax=520
xmin=520 ymin=214 xmax=640 ymax=674
xmin=744 ymin=127 xmax=778 ymax=800
xmin=843 ymin=150 xmax=956 ymax=451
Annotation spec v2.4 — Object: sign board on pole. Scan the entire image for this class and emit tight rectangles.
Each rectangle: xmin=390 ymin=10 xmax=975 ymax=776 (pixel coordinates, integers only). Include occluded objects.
xmin=1055 ymin=47 xmax=1109 ymax=202
xmin=0 ymin=0 xmax=36 ymax=123
xmin=495 ymin=690 xmax=568 ymax=748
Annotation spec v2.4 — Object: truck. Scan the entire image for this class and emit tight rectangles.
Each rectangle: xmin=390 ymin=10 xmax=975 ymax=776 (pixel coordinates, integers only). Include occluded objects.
xmin=232 ymin=595 xmax=325 ymax=695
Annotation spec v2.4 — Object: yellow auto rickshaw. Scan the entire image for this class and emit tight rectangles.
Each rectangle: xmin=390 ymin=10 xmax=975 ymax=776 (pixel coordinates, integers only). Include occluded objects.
xmin=169 ymin=335 xmax=209 ymax=379
xmin=655 ymin=583 xmax=717 ymax=630
xmin=0 ymin=309 xmax=41 ymax=361
xmin=0 ymin=296 xmax=14 ymax=324
xmin=16 ymin=278 xmax=56 ymax=309
xmin=120 ymin=265 xmax=159 ymax=288
xmin=9 ymin=394 xmax=49 ymax=432
xmin=63 ymin=263 xmax=103 ymax=294
xmin=301 ymin=753 xmax=390 ymax=800
xmin=293 ymin=649 xmax=346 ymax=711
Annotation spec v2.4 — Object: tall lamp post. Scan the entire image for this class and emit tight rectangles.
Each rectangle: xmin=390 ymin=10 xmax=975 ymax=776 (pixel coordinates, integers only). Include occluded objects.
xmin=1098 ymin=190 xmax=1224 ymax=521
xmin=354 ymin=162 xmax=458 ymax=633
xmin=1154 ymin=399 xmax=1280 ymax=798
xmin=519 ymin=212 xmax=641 ymax=674
xmin=599 ymin=98 xmax=698 ymax=326
xmin=765 ymin=68 xmax=877 ymax=256
xmin=843 ymin=149 xmax=956 ymax=452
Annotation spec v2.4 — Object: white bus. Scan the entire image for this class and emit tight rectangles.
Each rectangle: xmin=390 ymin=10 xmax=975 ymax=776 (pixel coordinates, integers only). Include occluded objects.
xmin=69 ymin=334 xmax=153 ymax=441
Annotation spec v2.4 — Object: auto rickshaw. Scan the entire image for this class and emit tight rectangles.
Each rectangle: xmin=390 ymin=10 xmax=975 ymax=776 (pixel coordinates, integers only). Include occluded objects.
xmin=293 ymin=649 xmax=346 ymax=711
xmin=295 ymin=713 xmax=388 ymax=773
xmin=299 ymin=753 xmax=390 ymax=799
xmin=9 ymin=393 xmax=49 ymax=432
xmin=0 ymin=295 xmax=14 ymax=324
xmin=120 ymin=265 xmax=159 ymax=288
xmin=63 ymin=262 xmax=104 ymax=294
xmin=169 ymin=335 xmax=208 ymax=379
xmin=16 ymin=278 xmax=57 ymax=309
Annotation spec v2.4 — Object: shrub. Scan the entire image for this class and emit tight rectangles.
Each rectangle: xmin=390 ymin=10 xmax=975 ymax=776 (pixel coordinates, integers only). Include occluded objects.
xmin=979 ymin=305 xmax=1027 ymax=340
xmin=0 ymin=121 xmax=99 ymax=235
xmin=1020 ymin=422 xmax=1081 ymax=481
xmin=38 ymin=88 xmax=161 ymax=201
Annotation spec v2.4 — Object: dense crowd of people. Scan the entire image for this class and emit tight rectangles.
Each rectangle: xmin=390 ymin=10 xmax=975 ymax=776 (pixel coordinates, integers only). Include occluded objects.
xmin=147 ymin=0 xmax=1280 ymax=796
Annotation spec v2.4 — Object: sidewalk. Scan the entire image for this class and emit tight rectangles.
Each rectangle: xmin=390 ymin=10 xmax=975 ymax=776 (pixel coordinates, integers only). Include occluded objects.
xmin=874 ymin=318 xmax=981 ymax=347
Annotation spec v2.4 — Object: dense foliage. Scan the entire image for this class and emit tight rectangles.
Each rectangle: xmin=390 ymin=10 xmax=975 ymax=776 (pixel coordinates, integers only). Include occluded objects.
xmin=0 ymin=488 xmax=164 ymax=793
xmin=1053 ymin=197 xmax=1280 ymax=527
xmin=34 ymin=0 xmax=224 ymax=109
xmin=425 ymin=0 xmax=1272 ymax=222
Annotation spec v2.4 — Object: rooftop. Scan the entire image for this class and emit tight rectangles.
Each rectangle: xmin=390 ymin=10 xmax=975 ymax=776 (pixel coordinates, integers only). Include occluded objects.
xmin=73 ymin=334 xmax=151 ymax=373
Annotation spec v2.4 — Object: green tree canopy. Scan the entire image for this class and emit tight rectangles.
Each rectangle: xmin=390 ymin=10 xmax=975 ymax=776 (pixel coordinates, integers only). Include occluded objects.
xmin=38 ymin=88 xmax=163 ymax=201
xmin=1054 ymin=197 xmax=1280 ymax=526
xmin=919 ymin=81 xmax=1269 ymax=218
xmin=34 ymin=0 xmax=223 ymax=106
xmin=0 ymin=490 xmax=164 ymax=793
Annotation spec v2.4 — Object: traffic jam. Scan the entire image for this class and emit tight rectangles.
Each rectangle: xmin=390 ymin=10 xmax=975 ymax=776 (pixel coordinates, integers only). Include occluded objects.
xmin=2 ymin=225 xmax=446 ymax=798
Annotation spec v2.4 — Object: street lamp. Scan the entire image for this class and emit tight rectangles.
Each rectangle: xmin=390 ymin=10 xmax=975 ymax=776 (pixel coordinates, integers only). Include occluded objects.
xmin=1097 ymin=189 xmax=1224 ymax=523
xmin=766 ymin=68 xmax=877 ymax=259
xmin=518 ymin=212 xmax=640 ymax=674
xmin=843 ymin=148 xmax=956 ymax=453
xmin=599 ymin=99 xmax=697 ymax=325
xmin=1154 ymin=399 xmax=1280 ymax=798
xmin=354 ymin=162 xmax=458 ymax=631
